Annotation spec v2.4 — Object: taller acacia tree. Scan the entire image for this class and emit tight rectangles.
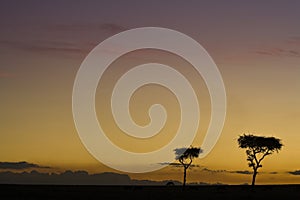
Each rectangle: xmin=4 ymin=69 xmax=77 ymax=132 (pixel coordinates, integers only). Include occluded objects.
xmin=174 ymin=146 xmax=202 ymax=188
xmin=237 ymin=134 xmax=283 ymax=186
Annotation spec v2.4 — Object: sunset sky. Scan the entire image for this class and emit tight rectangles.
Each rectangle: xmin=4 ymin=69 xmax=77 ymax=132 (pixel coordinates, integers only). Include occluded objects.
xmin=0 ymin=0 xmax=300 ymax=185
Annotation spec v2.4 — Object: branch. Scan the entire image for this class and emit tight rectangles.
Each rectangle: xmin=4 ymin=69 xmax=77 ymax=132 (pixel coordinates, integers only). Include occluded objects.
xmin=252 ymin=150 xmax=259 ymax=169
xmin=179 ymin=157 xmax=191 ymax=169
xmin=258 ymin=150 xmax=271 ymax=165
xmin=179 ymin=158 xmax=185 ymax=166
xmin=185 ymin=156 xmax=193 ymax=169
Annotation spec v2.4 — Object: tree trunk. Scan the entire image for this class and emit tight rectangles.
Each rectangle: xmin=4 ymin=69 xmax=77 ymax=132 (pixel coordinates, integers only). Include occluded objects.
xmin=183 ymin=167 xmax=187 ymax=188
xmin=251 ymin=170 xmax=257 ymax=186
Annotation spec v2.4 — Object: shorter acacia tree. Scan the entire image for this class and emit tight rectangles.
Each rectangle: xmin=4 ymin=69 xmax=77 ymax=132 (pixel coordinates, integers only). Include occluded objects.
xmin=237 ymin=134 xmax=283 ymax=186
xmin=174 ymin=146 xmax=202 ymax=187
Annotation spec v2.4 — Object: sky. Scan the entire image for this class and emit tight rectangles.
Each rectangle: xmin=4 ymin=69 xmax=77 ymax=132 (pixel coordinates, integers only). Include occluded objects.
xmin=0 ymin=0 xmax=300 ymax=185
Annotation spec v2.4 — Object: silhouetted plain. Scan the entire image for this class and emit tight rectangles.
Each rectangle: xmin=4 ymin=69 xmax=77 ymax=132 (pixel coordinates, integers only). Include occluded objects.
xmin=1 ymin=184 xmax=299 ymax=200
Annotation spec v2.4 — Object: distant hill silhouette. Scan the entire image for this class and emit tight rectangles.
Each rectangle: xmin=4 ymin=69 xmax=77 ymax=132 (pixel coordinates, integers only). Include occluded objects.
xmin=0 ymin=170 xmax=182 ymax=185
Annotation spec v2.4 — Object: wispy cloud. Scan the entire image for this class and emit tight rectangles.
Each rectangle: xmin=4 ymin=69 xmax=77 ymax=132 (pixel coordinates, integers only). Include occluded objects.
xmin=158 ymin=164 xmax=278 ymax=176
xmin=254 ymin=48 xmax=300 ymax=57
xmin=230 ymin=170 xmax=252 ymax=175
xmin=158 ymin=162 xmax=200 ymax=168
xmin=286 ymin=36 xmax=300 ymax=45
xmin=0 ymin=161 xmax=50 ymax=170
xmin=48 ymin=23 xmax=126 ymax=33
xmin=0 ymin=40 xmax=88 ymax=55
xmin=254 ymin=36 xmax=300 ymax=58
xmin=99 ymin=23 xmax=127 ymax=33
xmin=288 ymin=170 xmax=300 ymax=175
xmin=202 ymin=168 xmax=228 ymax=173
xmin=0 ymin=23 xmax=127 ymax=56
xmin=229 ymin=170 xmax=279 ymax=175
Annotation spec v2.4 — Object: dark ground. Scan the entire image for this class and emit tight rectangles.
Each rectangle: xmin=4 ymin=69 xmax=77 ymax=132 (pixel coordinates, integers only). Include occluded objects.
xmin=1 ymin=184 xmax=299 ymax=200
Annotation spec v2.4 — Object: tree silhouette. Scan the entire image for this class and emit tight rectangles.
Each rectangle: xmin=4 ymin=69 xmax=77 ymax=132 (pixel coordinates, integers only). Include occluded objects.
xmin=237 ymin=134 xmax=283 ymax=186
xmin=174 ymin=146 xmax=202 ymax=188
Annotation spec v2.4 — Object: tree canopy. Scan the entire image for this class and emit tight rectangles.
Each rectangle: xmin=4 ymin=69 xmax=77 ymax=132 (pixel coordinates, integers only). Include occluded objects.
xmin=238 ymin=134 xmax=283 ymax=152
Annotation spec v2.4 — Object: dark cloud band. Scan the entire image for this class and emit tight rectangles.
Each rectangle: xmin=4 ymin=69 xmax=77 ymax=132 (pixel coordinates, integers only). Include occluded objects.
xmin=0 ymin=161 xmax=50 ymax=169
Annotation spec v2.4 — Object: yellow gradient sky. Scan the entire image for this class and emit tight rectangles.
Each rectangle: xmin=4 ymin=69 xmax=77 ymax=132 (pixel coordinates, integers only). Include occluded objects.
xmin=0 ymin=1 xmax=300 ymax=184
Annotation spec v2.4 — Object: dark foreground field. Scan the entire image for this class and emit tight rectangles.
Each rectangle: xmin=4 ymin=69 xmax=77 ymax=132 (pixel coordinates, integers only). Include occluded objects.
xmin=1 ymin=184 xmax=299 ymax=200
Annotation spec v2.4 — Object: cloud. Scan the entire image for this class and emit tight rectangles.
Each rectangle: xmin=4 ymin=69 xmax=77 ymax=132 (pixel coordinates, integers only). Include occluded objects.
xmin=0 ymin=23 xmax=127 ymax=56
xmin=228 ymin=170 xmax=278 ymax=175
xmin=0 ymin=40 xmax=88 ymax=55
xmin=202 ymin=168 xmax=227 ymax=174
xmin=199 ymin=168 xmax=252 ymax=175
xmin=159 ymin=162 xmax=182 ymax=167
xmin=286 ymin=36 xmax=300 ymax=45
xmin=288 ymin=170 xmax=300 ymax=175
xmin=254 ymin=47 xmax=300 ymax=57
xmin=48 ymin=23 xmax=126 ymax=33
xmin=99 ymin=23 xmax=127 ymax=33
xmin=254 ymin=36 xmax=300 ymax=58
xmin=230 ymin=170 xmax=252 ymax=175
xmin=269 ymin=171 xmax=278 ymax=174
xmin=0 ymin=161 xmax=50 ymax=170
xmin=159 ymin=162 xmax=200 ymax=168
xmin=160 ymin=165 xmax=250 ymax=174
xmin=160 ymin=166 xmax=228 ymax=173
xmin=159 ymin=165 xmax=267 ymax=176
